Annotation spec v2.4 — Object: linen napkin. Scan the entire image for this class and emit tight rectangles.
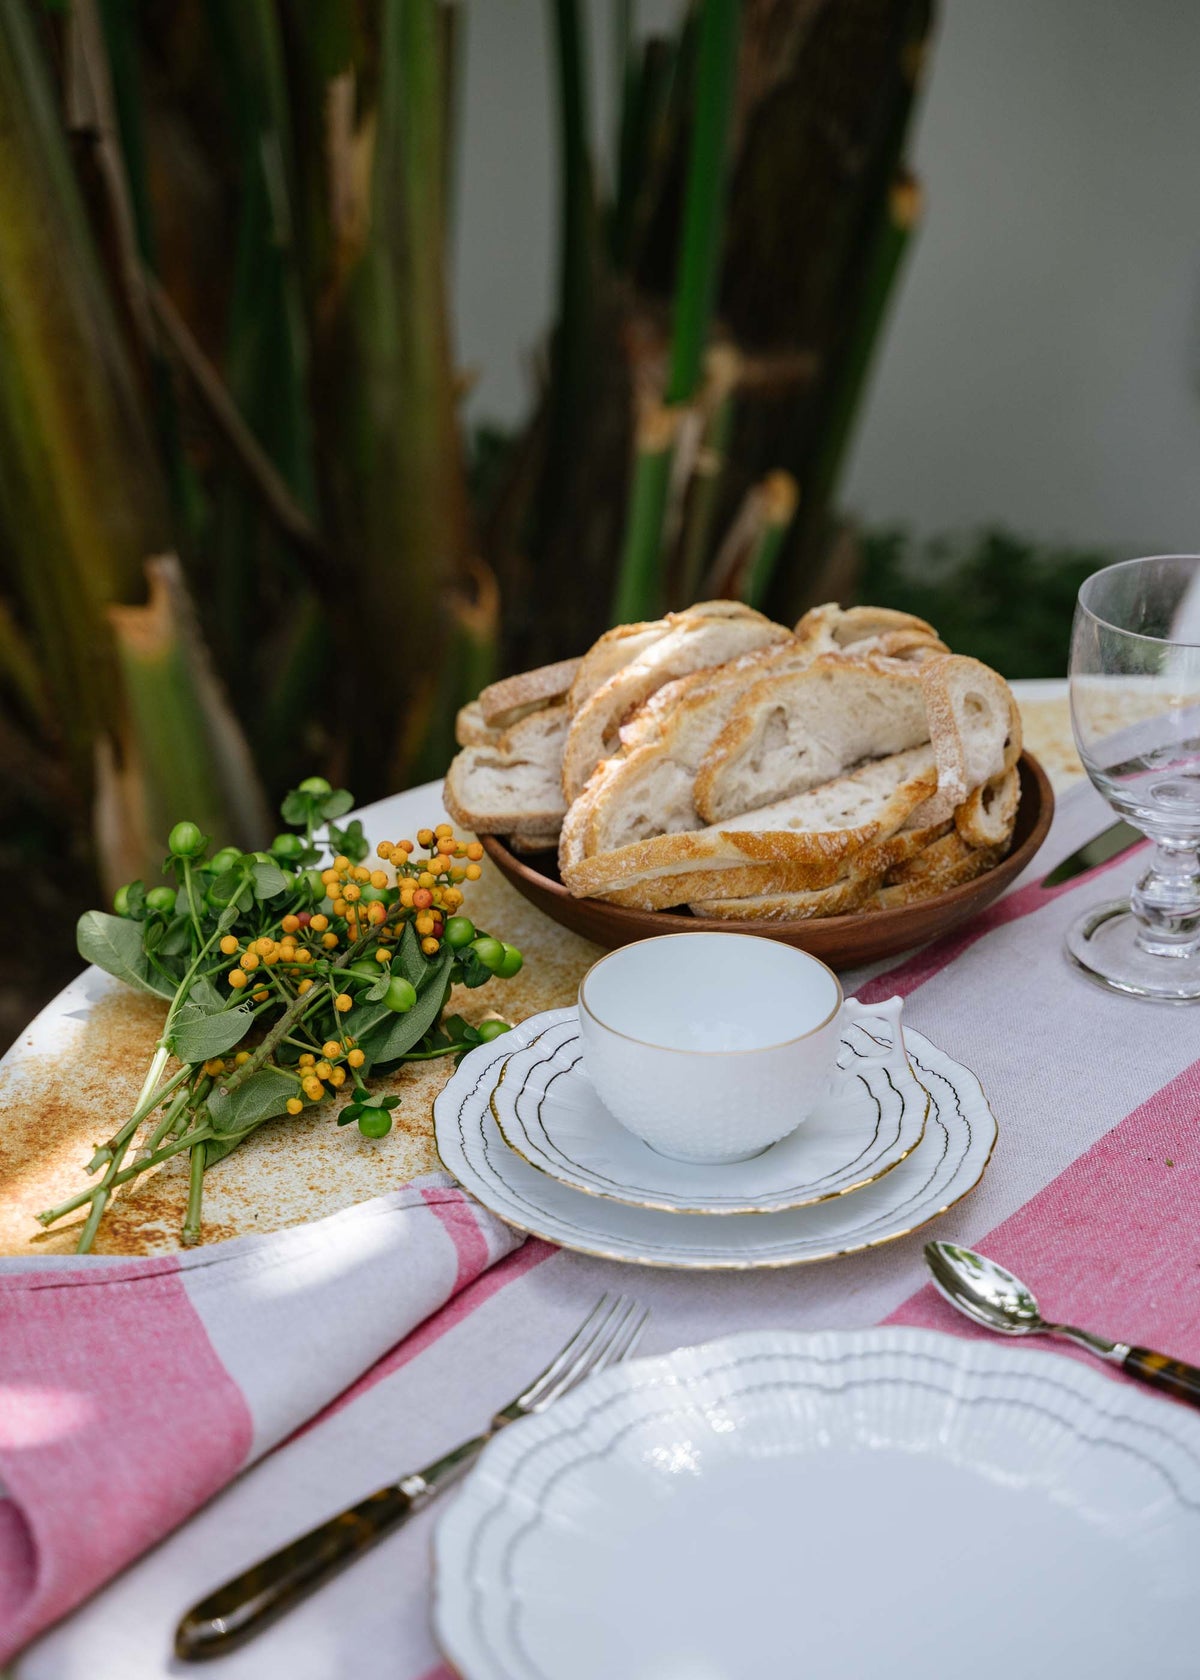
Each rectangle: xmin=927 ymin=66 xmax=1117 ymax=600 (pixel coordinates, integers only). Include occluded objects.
xmin=0 ymin=1176 xmax=521 ymax=1661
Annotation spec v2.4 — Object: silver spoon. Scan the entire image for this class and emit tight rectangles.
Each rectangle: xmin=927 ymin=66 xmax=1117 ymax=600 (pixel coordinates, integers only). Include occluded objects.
xmin=924 ymin=1240 xmax=1200 ymax=1410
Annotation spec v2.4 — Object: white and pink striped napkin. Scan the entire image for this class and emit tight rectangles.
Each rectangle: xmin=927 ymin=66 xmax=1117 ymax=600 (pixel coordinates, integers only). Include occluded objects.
xmin=0 ymin=1179 xmax=520 ymax=1664
xmin=11 ymin=774 xmax=1200 ymax=1679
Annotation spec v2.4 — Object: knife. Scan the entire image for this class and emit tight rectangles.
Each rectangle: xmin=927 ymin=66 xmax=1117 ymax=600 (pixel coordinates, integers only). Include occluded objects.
xmin=1042 ymin=818 xmax=1142 ymax=887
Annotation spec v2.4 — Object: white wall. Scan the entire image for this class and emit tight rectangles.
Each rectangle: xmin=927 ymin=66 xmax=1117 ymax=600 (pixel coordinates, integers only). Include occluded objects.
xmin=454 ymin=0 xmax=1200 ymax=553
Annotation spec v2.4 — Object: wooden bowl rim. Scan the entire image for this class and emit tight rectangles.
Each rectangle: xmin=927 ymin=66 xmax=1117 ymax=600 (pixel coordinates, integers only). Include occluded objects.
xmin=480 ymin=751 xmax=1055 ymax=940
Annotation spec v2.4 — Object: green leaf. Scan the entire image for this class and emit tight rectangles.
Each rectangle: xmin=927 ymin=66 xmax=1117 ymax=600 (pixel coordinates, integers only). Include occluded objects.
xmin=397 ymin=920 xmax=426 ymax=987
xmin=188 ymin=975 xmax=227 ymax=1014
xmin=206 ymin=1066 xmax=296 ymax=1136
xmin=76 ymin=911 xmax=175 ymax=1000
xmin=170 ymin=1003 xmax=253 ymax=1065
xmin=360 ymin=946 xmax=451 ymax=1063
xmin=158 ymin=918 xmax=192 ymax=957
xmin=366 ymin=974 xmax=390 ymax=1002
xmin=251 ymin=859 xmax=289 ymax=899
xmin=280 ymin=790 xmax=310 ymax=824
xmin=320 ymin=788 xmax=354 ymax=820
xmin=328 ymin=817 xmax=367 ymax=862
xmin=454 ymin=946 xmax=493 ymax=989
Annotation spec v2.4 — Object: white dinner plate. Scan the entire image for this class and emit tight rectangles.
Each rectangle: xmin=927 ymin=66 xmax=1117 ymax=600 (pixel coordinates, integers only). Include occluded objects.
xmin=490 ymin=1008 xmax=928 ymax=1213
xmin=434 ymin=1327 xmax=1200 ymax=1680
xmin=433 ymin=1008 xmax=995 ymax=1269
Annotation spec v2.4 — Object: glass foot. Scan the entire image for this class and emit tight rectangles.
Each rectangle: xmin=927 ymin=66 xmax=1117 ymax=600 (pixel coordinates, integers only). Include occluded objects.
xmin=1066 ymin=900 xmax=1200 ymax=1002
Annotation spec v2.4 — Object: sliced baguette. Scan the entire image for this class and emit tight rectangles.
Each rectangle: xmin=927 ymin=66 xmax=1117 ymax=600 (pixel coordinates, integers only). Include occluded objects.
xmin=566 ymin=620 xmax=671 ymax=713
xmin=694 ymin=656 xmax=930 ymax=824
xmin=455 ymin=701 xmax=502 ymax=748
xmin=562 ymin=746 xmax=938 ymax=901
xmin=864 ymin=835 xmax=1007 ymax=911
xmin=690 ymin=876 xmax=878 ymax=921
xmin=954 ymin=764 xmax=1020 ymax=849
xmin=509 ymin=830 xmax=560 ymax=854
xmin=443 ymin=704 xmax=570 ymax=837
xmin=478 ymin=658 xmax=581 ymax=728
xmin=562 ymin=602 xmax=792 ymax=802
xmin=918 ymin=654 xmax=1015 ymax=808
xmin=600 ymin=860 xmax=867 ymax=913
xmin=795 ymin=602 xmax=940 ymax=650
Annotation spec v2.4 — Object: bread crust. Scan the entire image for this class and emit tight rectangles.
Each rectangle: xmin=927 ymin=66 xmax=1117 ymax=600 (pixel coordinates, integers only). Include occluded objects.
xmin=479 ymin=657 xmax=581 ymax=728
xmin=443 ymin=705 xmax=569 ymax=836
xmin=955 ymin=765 xmax=1020 ymax=849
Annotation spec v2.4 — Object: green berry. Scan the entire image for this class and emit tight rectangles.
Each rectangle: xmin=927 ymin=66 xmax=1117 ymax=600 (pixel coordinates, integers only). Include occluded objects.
xmin=357 ymin=1109 xmax=392 ymax=1139
xmin=145 ymin=885 xmax=177 ymax=914
xmin=271 ymin=832 xmax=304 ymax=861
xmin=470 ymin=936 xmax=505 ymax=973
xmin=348 ymin=959 xmax=383 ymax=982
xmin=384 ymin=976 xmax=418 ymax=1013
xmin=477 ymin=1019 xmax=512 ymax=1043
xmin=299 ymin=869 xmax=326 ymax=902
xmin=113 ymin=884 xmax=132 ymax=917
xmin=496 ymin=944 xmax=523 ymax=979
xmin=299 ymin=776 xmax=332 ymax=797
xmin=167 ymin=820 xmax=205 ymax=859
xmin=444 ymin=915 xmax=476 ymax=949
xmin=210 ymin=847 xmax=242 ymax=874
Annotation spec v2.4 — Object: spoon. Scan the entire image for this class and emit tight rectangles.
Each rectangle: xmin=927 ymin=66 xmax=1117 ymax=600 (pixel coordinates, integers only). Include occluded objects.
xmin=924 ymin=1241 xmax=1200 ymax=1410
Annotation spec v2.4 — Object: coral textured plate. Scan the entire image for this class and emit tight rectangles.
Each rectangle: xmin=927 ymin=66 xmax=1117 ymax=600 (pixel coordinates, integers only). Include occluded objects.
xmin=433 ymin=1009 xmax=995 ymax=1269
xmin=481 ymin=751 xmax=1053 ymax=967
xmin=490 ymin=1008 xmax=928 ymax=1214
xmin=434 ymin=1327 xmax=1200 ymax=1680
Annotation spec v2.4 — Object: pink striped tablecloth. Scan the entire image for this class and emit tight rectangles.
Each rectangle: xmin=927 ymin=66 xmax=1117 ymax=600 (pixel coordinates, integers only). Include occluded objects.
xmin=12 ymin=770 xmax=1200 ymax=1680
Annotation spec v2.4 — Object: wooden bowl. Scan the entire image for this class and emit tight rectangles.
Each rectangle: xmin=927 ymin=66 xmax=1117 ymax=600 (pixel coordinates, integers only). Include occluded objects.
xmin=480 ymin=752 xmax=1054 ymax=970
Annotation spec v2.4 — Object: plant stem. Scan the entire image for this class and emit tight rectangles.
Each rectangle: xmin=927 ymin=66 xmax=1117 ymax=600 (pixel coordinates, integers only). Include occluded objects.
xmin=213 ymin=988 xmax=313 ymax=1098
xmin=39 ymin=1124 xmax=216 ymax=1227
xmin=743 ymin=472 xmax=799 ymax=608
xmin=84 ymin=1057 xmax=191 ymax=1172
xmin=664 ymin=0 xmax=740 ymax=405
xmin=182 ymin=1143 xmax=205 ymax=1247
xmin=611 ymin=402 xmax=679 ymax=623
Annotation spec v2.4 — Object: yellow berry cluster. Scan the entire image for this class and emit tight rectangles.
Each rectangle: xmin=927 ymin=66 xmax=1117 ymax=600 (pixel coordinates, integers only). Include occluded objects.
xmin=376 ymin=824 xmax=484 ymax=957
xmin=202 ymin=1050 xmax=253 ymax=1078
xmin=283 ymin=1037 xmax=366 ymax=1113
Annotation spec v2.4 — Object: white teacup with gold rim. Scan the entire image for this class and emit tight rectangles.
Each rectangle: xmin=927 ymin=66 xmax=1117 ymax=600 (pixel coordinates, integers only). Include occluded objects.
xmin=577 ymin=932 xmax=903 ymax=1166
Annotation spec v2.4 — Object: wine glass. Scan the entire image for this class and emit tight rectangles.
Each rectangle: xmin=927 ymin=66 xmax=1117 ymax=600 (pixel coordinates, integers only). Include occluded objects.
xmin=1068 ymin=554 xmax=1200 ymax=1001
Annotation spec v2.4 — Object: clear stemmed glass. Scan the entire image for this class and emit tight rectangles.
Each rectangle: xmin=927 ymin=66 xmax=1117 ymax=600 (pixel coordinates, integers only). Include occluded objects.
xmin=1068 ymin=554 xmax=1200 ymax=1001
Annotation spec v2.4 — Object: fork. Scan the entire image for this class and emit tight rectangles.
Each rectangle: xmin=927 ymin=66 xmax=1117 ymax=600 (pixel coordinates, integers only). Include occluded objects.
xmin=174 ymin=1294 xmax=649 ymax=1661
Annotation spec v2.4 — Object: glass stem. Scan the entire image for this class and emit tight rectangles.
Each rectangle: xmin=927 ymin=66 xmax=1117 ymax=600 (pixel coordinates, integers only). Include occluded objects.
xmin=1131 ymin=840 xmax=1200 ymax=956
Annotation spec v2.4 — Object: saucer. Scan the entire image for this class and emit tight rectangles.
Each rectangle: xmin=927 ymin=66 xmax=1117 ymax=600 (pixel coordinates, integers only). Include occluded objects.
xmin=490 ymin=1009 xmax=928 ymax=1214
xmin=433 ymin=1008 xmax=997 ymax=1270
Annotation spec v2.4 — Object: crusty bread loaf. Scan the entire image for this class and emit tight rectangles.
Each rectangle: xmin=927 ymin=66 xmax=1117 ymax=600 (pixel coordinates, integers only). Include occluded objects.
xmin=795 ymin=602 xmax=940 ymax=651
xmin=561 ymin=602 xmax=792 ymax=803
xmin=694 ymin=656 xmax=930 ymax=824
xmin=443 ymin=705 xmax=569 ymax=837
xmin=562 ymin=746 xmax=938 ymax=902
xmin=455 ymin=700 xmax=502 ymax=748
xmin=955 ymin=764 xmax=1020 ymax=849
xmin=478 ymin=658 xmax=581 ymax=729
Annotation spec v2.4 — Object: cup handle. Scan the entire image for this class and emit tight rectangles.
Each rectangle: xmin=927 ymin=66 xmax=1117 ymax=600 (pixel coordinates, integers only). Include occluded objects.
xmin=839 ymin=995 xmax=905 ymax=1071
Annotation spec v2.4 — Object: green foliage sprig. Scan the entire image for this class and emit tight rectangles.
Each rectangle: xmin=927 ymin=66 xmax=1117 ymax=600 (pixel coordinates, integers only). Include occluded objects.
xmin=39 ymin=783 xmax=523 ymax=1252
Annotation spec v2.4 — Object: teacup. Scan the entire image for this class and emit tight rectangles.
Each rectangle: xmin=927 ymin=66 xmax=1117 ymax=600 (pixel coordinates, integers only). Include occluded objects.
xmin=577 ymin=932 xmax=903 ymax=1166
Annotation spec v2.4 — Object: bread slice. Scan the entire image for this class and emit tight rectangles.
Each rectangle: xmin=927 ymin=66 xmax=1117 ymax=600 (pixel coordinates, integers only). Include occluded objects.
xmin=455 ymin=701 xmax=502 ymax=748
xmin=864 ymin=834 xmax=1007 ymax=911
xmin=918 ymin=654 xmax=1015 ymax=808
xmin=690 ymin=876 xmax=878 ymax=921
xmin=694 ymin=656 xmax=930 ymax=824
xmin=478 ymin=658 xmax=581 ymax=729
xmin=795 ymin=602 xmax=940 ymax=651
xmin=561 ymin=602 xmax=792 ymax=802
xmin=509 ymin=830 xmax=560 ymax=854
xmin=561 ymin=746 xmax=938 ymax=902
xmin=599 ymin=859 xmax=865 ymax=912
xmin=567 ymin=620 xmax=671 ymax=713
xmin=443 ymin=705 xmax=570 ymax=837
xmin=955 ymin=765 xmax=1020 ymax=849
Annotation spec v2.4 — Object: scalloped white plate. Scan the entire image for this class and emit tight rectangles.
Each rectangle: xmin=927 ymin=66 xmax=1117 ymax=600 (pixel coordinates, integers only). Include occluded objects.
xmin=433 ymin=1009 xmax=994 ymax=1268
xmin=434 ymin=1327 xmax=1200 ymax=1680
xmin=490 ymin=1008 xmax=928 ymax=1214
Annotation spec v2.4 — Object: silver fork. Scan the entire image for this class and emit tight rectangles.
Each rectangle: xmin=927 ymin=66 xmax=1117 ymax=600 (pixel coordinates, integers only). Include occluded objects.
xmin=175 ymin=1294 xmax=649 ymax=1661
